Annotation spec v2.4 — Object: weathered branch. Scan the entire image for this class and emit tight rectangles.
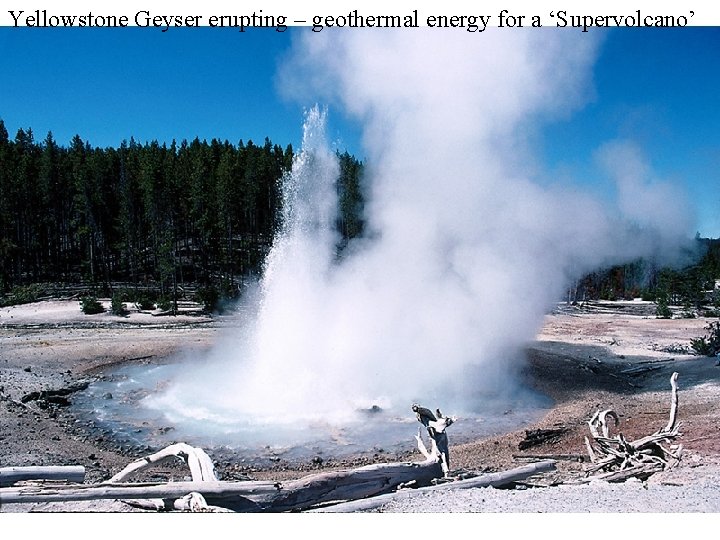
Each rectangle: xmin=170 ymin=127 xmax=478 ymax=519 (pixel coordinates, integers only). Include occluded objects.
xmin=584 ymin=463 xmax=663 ymax=483
xmin=663 ymin=371 xmax=679 ymax=434
xmin=105 ymin=443 xmax=216 ymax=483
xmin=598 ymin=409 xmax=619 ymax=438
xmin=415 ymin=428 xmax=434 ymax=461
xmin=123 ymin=492 xmax=233 ymax=512
xmin=310 ymin=460 xmax=557 ymax=513
xmin=513 ymin=453 xmax=586 ymax=462
xmin=588 ymin=411 xmax=601 ymax=439
xmin=584 ymin=436 xmax=597 ymax=463
xmin=102 ymin=442 xmax=217 ymax=511
xmin=0 ymin=466 xmax=86 ymax=487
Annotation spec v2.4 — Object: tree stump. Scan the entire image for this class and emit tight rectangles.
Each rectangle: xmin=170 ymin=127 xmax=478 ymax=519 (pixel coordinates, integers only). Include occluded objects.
xmin=412 ymin=404 xmax=456 ymax=476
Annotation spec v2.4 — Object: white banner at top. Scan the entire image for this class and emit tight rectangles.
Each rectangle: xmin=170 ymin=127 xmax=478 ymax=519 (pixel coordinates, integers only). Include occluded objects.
xmin=2 ymin=0 xmax=717 ymax=28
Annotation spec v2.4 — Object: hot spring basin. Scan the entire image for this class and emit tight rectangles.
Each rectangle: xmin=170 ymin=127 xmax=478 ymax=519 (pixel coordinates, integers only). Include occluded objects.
xmin=71 ymin=361 xmax=552 ymax=465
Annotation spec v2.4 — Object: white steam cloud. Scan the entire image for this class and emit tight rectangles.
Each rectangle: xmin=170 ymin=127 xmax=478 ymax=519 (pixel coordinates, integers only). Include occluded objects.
xmin=151 ymin=30 xmax=694 ymax=434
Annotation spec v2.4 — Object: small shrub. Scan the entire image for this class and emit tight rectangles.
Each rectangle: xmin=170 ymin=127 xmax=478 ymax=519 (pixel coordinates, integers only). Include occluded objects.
xmin=600 ymin=287 xmax=617 ymax=301
xmin=690 ymin=337 xmax=712 ymax=356
xmin=641 ymin=289 xmax=656 ymax=302
xmin=111 ymin=294 xmax=128 ymax=316
xmin=80 ymin=296 xmax=104 ymax=315
xmin=690 ymin=321 xmax=720 ymax=357
xmin=115 ymin=288 xmax=134 ymax=303
xmin=135 ymin=293 xmax=156 ymax=311
xmin=195 ymin=285 xmax=219 ymax=313
xmin=680 ymin=304 xmax=696 ymax=319
xmin=0 ymin=284 xmax=44 ymax=307
xmin=655 ymin=295 xmax=672 ymax=319
xmin=157 ymin=296 xmax=173 ymax=312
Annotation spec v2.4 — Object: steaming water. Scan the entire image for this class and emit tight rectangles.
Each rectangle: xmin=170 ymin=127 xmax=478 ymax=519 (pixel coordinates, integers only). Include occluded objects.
xmin=72 ymin=360 xmax=551 ymax=462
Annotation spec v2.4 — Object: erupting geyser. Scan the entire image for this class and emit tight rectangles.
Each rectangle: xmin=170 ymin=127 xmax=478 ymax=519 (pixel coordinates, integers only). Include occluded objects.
xmin=82 ymin=29 xmax=693 ymax=456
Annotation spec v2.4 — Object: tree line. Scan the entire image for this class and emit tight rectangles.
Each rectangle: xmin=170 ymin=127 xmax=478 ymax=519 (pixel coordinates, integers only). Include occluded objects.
xmin=0 ymin=120 xmax=365 ymax=308
xmin=568 ymin=237 xmax=720 ymax=317
xmin=0 ymin=118 xmax=716 ymax=316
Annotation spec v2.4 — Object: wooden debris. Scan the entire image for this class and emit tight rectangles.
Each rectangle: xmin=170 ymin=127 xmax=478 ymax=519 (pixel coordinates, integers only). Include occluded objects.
xmin=104 ymin=443 xmax=217 ymax=511
xmin=105 ymin=443 xmax=216 ymax=483
xmin=310 ymin=460 xmax=557 ymax=513
xmin=619 ymin=365 xmax=663 ymax=376
xmin=518 ymin=427 xmax=569 ymax=450
xmin=0 ymin=461 xmax=444 ymax=512
xmin=0 ymin=405 xmax=456 ymax=512
xmin=0 ymin=466 xmax=86 ymax=487
xmin=412 ymin=403 xmax=456 ymax=476
xmin=582 ymin=372 xmax=682 ymax=482
xmin=512 ymin=453 xmax=586 ymax=462
xmin=123 ymin=491 xmax=233 ymax=512
xmin=0 ymin=403 xmax=563 ymax=512
xmin=20 ymin=381 xmax=90 ymax=408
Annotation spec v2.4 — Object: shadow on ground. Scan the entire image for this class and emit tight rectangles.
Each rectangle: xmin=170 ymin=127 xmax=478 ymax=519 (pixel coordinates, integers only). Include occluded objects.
xmin=524 ymin=341 xmax=718 ymax=402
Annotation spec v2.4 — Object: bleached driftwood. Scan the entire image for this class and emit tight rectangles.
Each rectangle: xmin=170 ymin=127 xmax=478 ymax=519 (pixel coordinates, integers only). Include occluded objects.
xmin=106 ymin=442 xmax=217 ymax=483
xmin=512 ymin=453 xmax=586 ymax=462
xmin=103 ymin=442 xmax=216 ymax=511
xmin=583 ymin=371 xmax=682 ymax=482
xmin=663 ymin=371 xmax=679 ymax=433
xmin=0 ymin=466 xmax=85 ymax=487
xmin=123 ymin=491 xmax=233 ymax=512
xmin=0 ymin=460 xmax=443 ymax=512
xmin=311 ymin=460 xmax=557 ymax=512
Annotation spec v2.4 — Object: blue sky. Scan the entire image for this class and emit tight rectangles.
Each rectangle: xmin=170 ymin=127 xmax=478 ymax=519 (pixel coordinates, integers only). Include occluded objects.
xmin=0 ymin=27 xmax=718 ymax=237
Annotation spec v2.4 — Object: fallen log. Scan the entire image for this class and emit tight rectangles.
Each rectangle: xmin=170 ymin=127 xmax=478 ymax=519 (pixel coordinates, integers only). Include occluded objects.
xmin=588 ymin=463 xmax=664 ymax=483
xmin=0 ymin=461 xmax=443 ymax=512
xmin=21 ymin=381 xmax=90 ymax=404
xmin=619 ymin=365 xmax=663 ymax=376
xmin=512 ymin=453 xmax=586 ymax=462
xmin=311 ymin=460 xmax=557 ymax=513
xmin=0 ymin=480 xmax=275 ymax=511
xmin=0 ymin=466 xmax=86 ymax=487
xmin=518 ymin=427 xmax=569 ymax=450
xmin=663 ymin=371 xmax=679 ymax=433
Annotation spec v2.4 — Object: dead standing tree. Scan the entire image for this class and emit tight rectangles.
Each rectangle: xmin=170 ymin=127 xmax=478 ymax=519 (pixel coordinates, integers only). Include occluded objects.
xmin=412 ymin=403 xmax=456 ymax=476
xmin=583 ymin=372 xmax=682 ymax=482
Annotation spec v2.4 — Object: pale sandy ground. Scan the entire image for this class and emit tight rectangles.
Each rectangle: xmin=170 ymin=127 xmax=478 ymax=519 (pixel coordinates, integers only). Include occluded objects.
xmin=1 ymin=299 xmax=719 ymax=514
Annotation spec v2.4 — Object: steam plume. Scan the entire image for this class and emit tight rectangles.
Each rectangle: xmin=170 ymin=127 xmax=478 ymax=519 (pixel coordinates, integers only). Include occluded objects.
xmin=155 ymin=30 xmax=694 ymax=430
